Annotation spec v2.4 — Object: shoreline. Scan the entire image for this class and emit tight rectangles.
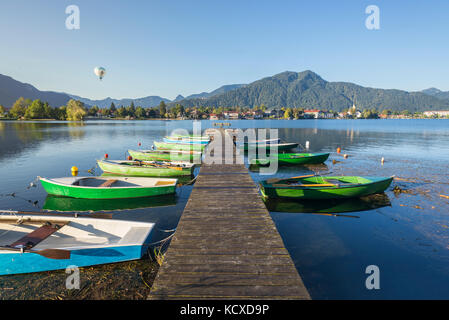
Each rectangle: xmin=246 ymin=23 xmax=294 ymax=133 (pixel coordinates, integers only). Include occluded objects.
xmin=2 ymin=117 xmax=449 ymax=122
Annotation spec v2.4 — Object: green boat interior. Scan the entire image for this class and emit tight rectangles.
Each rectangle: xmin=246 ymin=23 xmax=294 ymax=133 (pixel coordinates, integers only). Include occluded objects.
xmin=268 ymin=176 xmax=371 ymax=188
xmin=116 ymin=161 xmax=188 ymax=169
xmin=73 ymin=178 xmax=139 ymax=188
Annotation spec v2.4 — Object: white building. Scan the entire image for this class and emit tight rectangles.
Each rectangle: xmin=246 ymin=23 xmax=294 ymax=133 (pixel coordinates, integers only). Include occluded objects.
xmin=423 ymin=110 xmax=449 ymax=117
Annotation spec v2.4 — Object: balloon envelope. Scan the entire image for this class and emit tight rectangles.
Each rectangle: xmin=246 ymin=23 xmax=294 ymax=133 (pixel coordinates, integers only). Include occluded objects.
xmin=94 ymin=67 xmax=106 ymax=80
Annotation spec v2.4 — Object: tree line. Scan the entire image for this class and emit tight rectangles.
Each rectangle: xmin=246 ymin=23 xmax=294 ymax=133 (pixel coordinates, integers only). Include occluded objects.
xmin=0 ymin=97 xmax=442 ymax=121
xmin=3 ymin=97 xmax=87 ymax=120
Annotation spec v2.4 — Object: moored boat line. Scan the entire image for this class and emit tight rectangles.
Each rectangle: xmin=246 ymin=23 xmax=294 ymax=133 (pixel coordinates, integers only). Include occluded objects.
xmin=8 ymin=128 xmax=396 ymax=281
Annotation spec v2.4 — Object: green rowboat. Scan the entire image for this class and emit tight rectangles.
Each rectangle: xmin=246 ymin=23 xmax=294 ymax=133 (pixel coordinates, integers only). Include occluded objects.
xmin=39 ymin=176 xmax=177 ymax=199
xmin=250 ymin=152 xmax=330 ymax=166
xmin=128 ymin=149 xmax=202 ymax=162
xmin=154 ymin=141 xmax=206 ymax=151
xmin=259 ymin=176 xmax=393 ymax=200
xmin=97 ymin=160 xmax=195 ymax=177
xmin=171 ymin=134 xmax=208 ymax=139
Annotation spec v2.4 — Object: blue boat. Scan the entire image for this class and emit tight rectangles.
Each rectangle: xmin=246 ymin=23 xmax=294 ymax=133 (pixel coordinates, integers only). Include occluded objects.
xmin=0 ymin=214 xmax=155 ymax=275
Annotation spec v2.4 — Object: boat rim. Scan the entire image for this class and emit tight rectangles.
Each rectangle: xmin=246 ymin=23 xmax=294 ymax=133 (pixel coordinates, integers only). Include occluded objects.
xmin=98 ymin=159 xmax=195 ymax=168
xmin=261 ymin=176 xmax=394 ymax=189
xmin=128 ymin=149 xmax=202 ymax=155
xmin=0 ymin=214 xmax=155 ymax=250
xmin=38 ymin=176 xmax=178 ymax=189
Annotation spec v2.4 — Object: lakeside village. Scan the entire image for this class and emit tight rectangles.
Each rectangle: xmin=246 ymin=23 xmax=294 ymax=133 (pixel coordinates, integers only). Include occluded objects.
xmin=1 ymin=97 xmax=449 ymax=121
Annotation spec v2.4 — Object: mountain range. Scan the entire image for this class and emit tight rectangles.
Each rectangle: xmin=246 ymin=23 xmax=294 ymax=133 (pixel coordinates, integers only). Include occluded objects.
xmin=172 ymin=71 xmax=449 ymax=112
xmin=0 ymin=74 xmax=71 ymax=108
xmin=421 ymin=88 xmax=449 ymax=100
xmin=1 ymin=71 xmax=449 ymax=112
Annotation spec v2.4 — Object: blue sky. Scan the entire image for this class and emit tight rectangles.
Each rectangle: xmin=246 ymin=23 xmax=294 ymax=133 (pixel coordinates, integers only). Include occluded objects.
xmin=0 ymin=0 xmax=448 ymax=100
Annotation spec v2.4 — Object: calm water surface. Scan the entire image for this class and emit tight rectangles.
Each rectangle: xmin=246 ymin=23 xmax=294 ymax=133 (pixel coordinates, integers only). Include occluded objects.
xmin=0 ymin=119 xmax=448 ymax=299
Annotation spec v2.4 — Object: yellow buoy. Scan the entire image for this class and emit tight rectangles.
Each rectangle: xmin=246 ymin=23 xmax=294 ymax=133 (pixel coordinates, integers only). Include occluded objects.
xmin=71 ymin=166 xmax=79 ymax=176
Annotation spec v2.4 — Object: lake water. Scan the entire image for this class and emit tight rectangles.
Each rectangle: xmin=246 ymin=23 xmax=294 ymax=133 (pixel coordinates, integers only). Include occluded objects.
xmin=0 ymin=119 xmax=448 ymax=299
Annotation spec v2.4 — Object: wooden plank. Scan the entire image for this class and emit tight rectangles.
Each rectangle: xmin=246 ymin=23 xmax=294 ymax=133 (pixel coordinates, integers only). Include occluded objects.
xmin=9 ymin=223 xmax=66 ymax=248
xmin=148 ymin=129 xmax=310 ymax=300
xmin=98 ymin=179 xmax=117 ymax=188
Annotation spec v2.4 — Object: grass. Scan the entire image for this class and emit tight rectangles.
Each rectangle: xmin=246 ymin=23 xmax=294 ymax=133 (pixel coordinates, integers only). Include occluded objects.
xmin=0 ymin=258 xmax=159 ymax=300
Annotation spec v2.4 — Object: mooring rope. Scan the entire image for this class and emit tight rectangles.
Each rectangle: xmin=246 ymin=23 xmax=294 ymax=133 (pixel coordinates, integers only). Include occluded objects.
xmin=145 ymin=232 xmax=176 ymax=247
xmin=157 ymin=227 xmax=177 ymax=233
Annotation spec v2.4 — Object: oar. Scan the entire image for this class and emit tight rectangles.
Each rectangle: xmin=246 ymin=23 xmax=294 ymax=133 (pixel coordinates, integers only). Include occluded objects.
xmin=0 ymin=246 xmax=71 ymax=260
xmin=0 ymin=210 xmax=113 ymax=219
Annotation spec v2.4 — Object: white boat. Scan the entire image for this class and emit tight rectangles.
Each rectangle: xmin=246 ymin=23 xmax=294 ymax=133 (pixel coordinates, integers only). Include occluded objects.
xmin=0 ymin=213 xmax=155 ymax=275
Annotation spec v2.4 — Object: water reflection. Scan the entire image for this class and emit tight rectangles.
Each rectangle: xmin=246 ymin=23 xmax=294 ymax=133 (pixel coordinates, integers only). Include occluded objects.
xmin=264 ymin=193 xmax=391 ymax=215
xmin=43 ymin=194 xmax=177 ymax=212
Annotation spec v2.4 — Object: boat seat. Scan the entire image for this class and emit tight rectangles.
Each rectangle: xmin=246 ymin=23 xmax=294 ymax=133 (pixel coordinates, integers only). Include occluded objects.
xmin=99 ymin=179 xmax=118 ymax=188
xmin=9 ymin=222 xmax=66 ymax=249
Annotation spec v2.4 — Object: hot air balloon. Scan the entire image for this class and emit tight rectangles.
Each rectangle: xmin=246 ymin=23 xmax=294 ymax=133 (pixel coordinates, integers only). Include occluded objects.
xmin=94 ymin=67 xmax=106 ymax=80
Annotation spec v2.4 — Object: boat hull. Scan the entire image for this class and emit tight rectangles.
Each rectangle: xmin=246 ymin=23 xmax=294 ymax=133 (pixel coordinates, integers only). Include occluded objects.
xmin=0 ymin=245 xmax=144 ymax=275
xmin=163 ymin=137 xmax=209 ymax=144
xmin=97 ymin=160 xmax=194 ymax=177
xmin=128 ymin=149 xmax=201 ymax=162
xmin=251 ymin=153 xmax=330 ymax=166
xmin=260 ymin=176 xmax=393 ymax=200
xmin=154 ymin=141 xmax=206 ymax=151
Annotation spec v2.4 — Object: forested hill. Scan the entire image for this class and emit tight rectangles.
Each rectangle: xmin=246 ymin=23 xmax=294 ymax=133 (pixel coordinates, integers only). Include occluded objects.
xmin=173 ymin=71 xmax=449 ymax=112
xmin=0 ymin=74 xmax=71 ymax=108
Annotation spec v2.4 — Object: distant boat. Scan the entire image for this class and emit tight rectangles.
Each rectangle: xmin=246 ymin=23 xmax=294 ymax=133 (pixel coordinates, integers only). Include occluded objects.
xmin=128 ymin=149 xmax=202 ymax=162
xmin=163 ymin=136 xmax=210 ymax=144
xmin=242 ymin=142 xmax=299 ymax=152
xmin=250 ymin=153 xmax=330 ymax=166
xmin=171 ymin=134 xmax=208 ymax=139
xmin=259 ymin=176 xmax=394 ymax=200
xmin=97 ymin=159 xmax=195 ymax=177
xmin=244 ymin=138 xmax=281 ymax=145
xmin=0 ymin=214 xmax=155 ymax=275
xmin=154 ymin=141 xmax=206 ymax=151
xmin=39 ymin=176 xmax=177 ymax=199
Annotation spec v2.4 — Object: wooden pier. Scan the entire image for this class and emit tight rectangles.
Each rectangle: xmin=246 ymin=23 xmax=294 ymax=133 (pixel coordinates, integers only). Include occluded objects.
xmin=148 ymin=130 xmax=310 ymax=300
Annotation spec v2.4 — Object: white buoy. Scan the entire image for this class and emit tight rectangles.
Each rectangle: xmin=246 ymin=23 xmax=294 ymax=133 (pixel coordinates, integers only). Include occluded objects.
xmin=305 ymin=141 xmax=310 ymax=149
xmin=381 ymin=157 xmax=385 ymax=164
